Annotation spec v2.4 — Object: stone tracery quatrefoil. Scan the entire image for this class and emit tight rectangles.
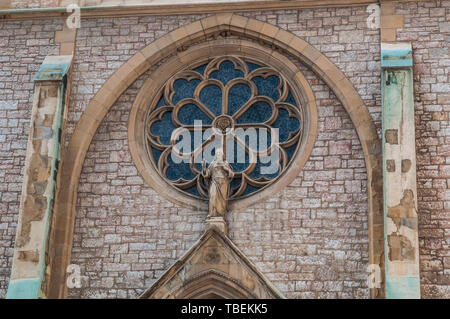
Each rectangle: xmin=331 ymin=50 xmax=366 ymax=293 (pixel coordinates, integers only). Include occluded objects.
xmin=144 ymin=55 xmax=305 ymax=200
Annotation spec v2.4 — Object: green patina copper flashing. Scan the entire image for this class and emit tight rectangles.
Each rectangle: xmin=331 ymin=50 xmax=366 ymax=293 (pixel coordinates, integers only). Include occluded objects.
xmin=6 ymin=277 xmax=41 ymax=299
xmin=381 ymin=42 xmax=413 ymax=68
xmin=34 ymin=55 xmax=73 ymax=82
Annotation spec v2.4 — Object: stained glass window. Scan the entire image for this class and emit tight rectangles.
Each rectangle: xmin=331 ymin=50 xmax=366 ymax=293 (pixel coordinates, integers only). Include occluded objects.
xmin=144 ymin=56 xmax=303 ymax=200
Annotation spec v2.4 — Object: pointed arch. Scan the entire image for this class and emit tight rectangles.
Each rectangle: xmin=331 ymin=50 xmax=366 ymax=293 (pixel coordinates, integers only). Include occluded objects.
xmin=161 ymin=270 xmax=258 ymax=299
xmin=47 ymin=13 xmax=384 ymax=298
xmin=140 ymin=228 xmax=284 ymax=299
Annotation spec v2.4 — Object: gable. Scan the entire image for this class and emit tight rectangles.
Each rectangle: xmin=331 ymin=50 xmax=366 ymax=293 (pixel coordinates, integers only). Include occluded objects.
xmin=140 ymin=227 xmax=284 ymax=299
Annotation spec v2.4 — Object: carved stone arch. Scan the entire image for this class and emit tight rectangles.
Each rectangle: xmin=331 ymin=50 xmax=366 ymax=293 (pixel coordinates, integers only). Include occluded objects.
xmin=176 ymin=270 xmax=258 ymax=299
xmin=47 ymin=13 xmax=384 ymax=298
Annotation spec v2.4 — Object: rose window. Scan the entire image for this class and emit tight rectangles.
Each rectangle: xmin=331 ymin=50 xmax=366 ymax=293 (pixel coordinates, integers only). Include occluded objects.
xmin=144 ymin=56 xmax=304 ymax=200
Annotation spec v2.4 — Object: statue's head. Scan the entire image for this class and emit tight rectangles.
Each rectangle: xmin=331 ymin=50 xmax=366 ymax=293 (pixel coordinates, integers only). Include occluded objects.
xmin=215 ymin=148 xmax=225 ymax=162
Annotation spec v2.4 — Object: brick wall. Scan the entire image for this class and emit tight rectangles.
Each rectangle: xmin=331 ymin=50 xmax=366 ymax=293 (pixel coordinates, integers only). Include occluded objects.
xmin=66 ymin=14 xmax=209 ymax=299
xmin=68 ymin=55 xmax=371 ymax=299
xmin=67 ymin=6 xmax=379 ymax=299
xmin=8 ymin=0 xmax=58 ymax=9
xmin=0 ymin=1 xmax=448 ymax=299
xmin=0 ymin=19 xmax=62 ymax=298
xmin=396 ymin=0 xmax=450 ymax=299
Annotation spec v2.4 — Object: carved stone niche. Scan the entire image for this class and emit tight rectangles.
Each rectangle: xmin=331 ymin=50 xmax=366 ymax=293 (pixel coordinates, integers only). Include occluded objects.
xmin=140 ymin=227 xmax=284 ymax=299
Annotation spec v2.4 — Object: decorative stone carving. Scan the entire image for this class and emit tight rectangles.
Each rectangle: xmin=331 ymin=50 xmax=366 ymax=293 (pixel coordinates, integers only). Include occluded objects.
xmin=142 ymin=55 xmax=305 ymax=204
xmin=140 ymin=227 xmax=284 ymax=299
xmin=202 ymin=149 xmax=234 ymax=219
xmin=201 ymin=148 xmax=234 ymax=234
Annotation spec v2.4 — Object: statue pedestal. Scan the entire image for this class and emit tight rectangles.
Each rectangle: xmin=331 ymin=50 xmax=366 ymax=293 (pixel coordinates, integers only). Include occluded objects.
xmin=205 ymin=216 xmax=227 ymax=235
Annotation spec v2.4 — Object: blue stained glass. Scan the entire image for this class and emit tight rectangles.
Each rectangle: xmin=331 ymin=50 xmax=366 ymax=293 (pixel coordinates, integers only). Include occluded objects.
xmin=252 ymin=75 xmax=280 ymax=101
xmin=230 ymin=178 xmax=243 ymax=194
xmin=284 ymin=144 xmax=298 ymax=161
xmin=192 ymin=161 xmax=202 ymax=173
xmin=249 ymin=151 xmax=280 ymax=179
xmin=257 ymin=128 xmax=272 ymax=152
xmin=155 ymin=95 xmax=166 ymax=109
xmin=242 ymin=184 xmax=259 ymax=196
xmin=246 ymin=62 xmax=262 ymax=72
xmin=200 ymin=84 xmax=222 ymax=116
xmin=172 ymin=78 xmax=201 ymax=105
xmin=272 ymin=108 xmax=301 ymax=143
xmin=249 ymin=163 xmax=280 ymax=179
xmin=199 ymin=137 xmax=221 ymax=164
xmin=146 ymin=56 xmax=303 ymax=200
xmin=228 ymin=141 xmax=250 ymax=173
xmin=185 ymin=185 xmax=201 ymax=197
xmin=236 ymin=101 xmax=272 ymax=124
xmin=285 ymin=92 xmax=297 ymax=106
xmin=178 ymin=103 xmax=212 ymax=126
xmin=187 ymin=129 xmax=207 ymax=151
xmin=172 ymin=129 xmax=204 ymax=158
xmin=210 ymin=60 xmax=244 ymax=84
xmin=193 ymin=63 xmax=207 ymax=75
xmin=150 ymin=111 xmax=176 ymax=145
xmin=228 ymin=83 xmax=252 ymax=116
xmin=151 ymin=148 xmax=163 ymax=165
xmin=166 ymin=153 xmax=196 ymax=181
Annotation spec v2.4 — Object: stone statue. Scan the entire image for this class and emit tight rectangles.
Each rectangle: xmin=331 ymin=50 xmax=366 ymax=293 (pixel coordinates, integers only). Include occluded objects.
xmin=201 ymin=149 xmax=234 ymax=219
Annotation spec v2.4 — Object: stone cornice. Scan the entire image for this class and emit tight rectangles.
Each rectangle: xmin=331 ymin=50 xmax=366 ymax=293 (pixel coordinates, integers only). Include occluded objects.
xmin=0 ymin=0 xmax=393 ymax=21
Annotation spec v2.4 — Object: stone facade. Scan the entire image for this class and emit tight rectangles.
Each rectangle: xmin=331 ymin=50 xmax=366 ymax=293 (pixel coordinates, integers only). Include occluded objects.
xmin=0 ymin=1 xmax=448 ymax=299
xmin=62 ymin=7 xmax=378 ymax=299
xmin=0 ymin=19 xmax=62 ymax=297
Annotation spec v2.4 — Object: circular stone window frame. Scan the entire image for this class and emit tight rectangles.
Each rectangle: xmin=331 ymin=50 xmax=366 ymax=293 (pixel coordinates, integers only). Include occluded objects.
xmin=129 ymin=39 xmax=318 ymax=211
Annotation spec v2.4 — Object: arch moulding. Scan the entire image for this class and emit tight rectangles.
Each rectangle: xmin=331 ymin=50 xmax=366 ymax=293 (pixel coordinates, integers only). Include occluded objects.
xmin=128 ymin=39 xmax=319 ymax=212
xmin=46 ymin=13 xmax=384 ymax=299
